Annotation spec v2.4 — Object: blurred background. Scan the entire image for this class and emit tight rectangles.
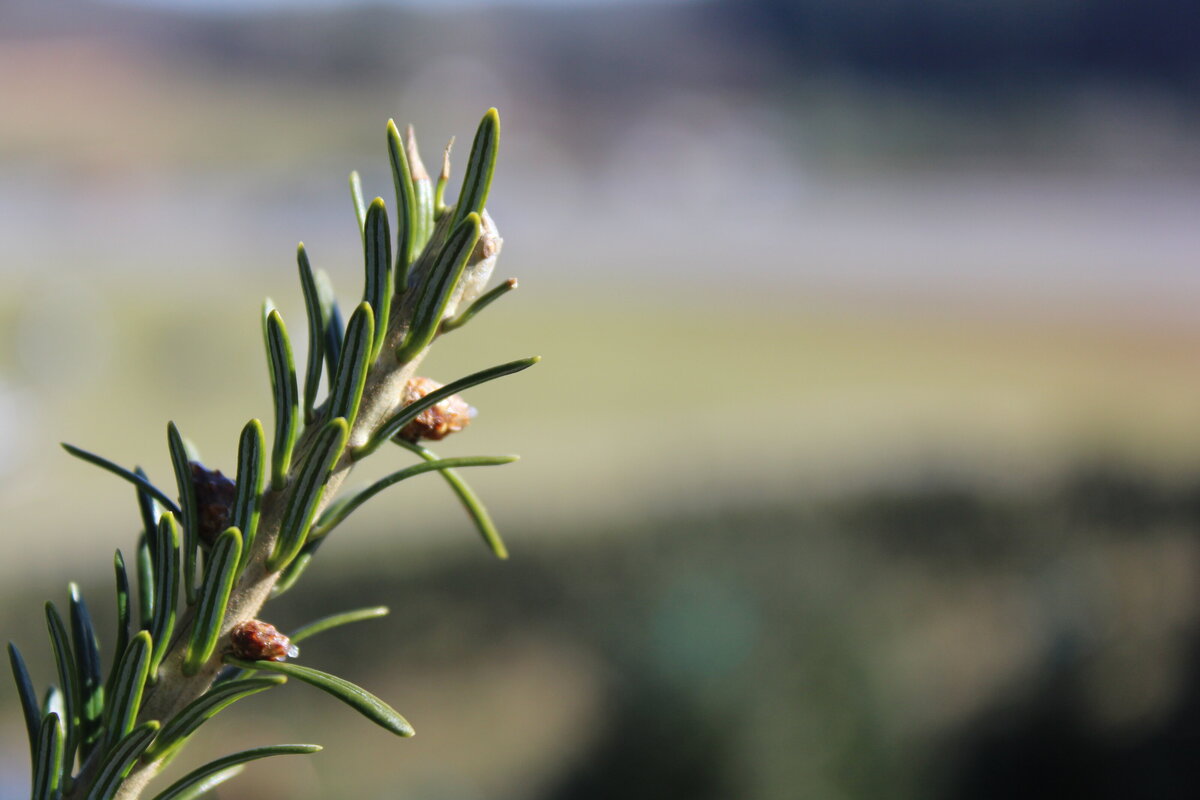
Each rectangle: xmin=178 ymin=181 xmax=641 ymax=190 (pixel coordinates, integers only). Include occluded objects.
xmin=2 ymin=0 xmax=1200 ymax=797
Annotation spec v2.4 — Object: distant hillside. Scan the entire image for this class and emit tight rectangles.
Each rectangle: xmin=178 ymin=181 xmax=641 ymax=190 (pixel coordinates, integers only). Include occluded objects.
xmin=4 ymin=0 xmax=1197 ymax=100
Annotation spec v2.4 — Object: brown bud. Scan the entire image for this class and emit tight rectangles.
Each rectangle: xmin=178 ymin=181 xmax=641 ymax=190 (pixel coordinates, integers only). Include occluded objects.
xmin=229 ymin=619 xmax=298 ymax=662
xmin=398 ymin=376 xmax=475 ymax=442
xmin=189 ymin=462 xmax=236 ymax=547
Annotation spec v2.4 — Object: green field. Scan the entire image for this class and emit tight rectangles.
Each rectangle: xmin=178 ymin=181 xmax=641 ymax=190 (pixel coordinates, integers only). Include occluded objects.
xmin=2 ymin=271 xmax=1200 ymax=585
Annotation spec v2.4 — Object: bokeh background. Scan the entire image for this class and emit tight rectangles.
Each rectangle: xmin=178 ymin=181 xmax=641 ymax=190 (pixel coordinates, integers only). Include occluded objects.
xmin=3 ymin=0 xmax=1200 ymax=797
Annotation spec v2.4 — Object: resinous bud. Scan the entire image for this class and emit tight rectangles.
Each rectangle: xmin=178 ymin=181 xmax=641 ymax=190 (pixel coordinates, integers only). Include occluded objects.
xmin=229 ymin=619 xmax=298 ymax=662
xmin=189 ymin=462 xmax=236 ymax=547
xmin=398 ymin=376 xmax=475 ymax=442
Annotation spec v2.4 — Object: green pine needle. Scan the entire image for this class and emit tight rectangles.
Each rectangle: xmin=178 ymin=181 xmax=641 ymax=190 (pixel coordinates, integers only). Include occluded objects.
xmin=225 ymin=658 xmax=413 ymax=737
xmin=289 ymin=606 xmax=389 ymax=644
xmin=149 ymin=745 xmax=320 ymax=800
xmin=19 ymin=109 xmax=531 ymax=800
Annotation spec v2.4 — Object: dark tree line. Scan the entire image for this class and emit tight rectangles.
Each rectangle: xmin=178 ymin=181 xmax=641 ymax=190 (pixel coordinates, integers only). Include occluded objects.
xmin=716 ymin=0 xmax=1200 ymax=92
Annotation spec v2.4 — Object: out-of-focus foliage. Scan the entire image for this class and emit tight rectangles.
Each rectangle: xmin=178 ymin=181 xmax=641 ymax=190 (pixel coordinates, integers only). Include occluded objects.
xmin=8 ymin=466 xmax=1199 ymax=799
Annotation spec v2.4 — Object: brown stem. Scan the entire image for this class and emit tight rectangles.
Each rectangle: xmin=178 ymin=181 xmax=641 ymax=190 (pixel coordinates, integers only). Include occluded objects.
xmin=67 ymin=213 xmax=501 ymax=800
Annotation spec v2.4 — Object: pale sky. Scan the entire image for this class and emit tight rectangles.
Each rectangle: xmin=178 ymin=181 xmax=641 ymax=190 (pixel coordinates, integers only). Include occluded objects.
xmin=109 ymin=0 xmax=693 ymax=10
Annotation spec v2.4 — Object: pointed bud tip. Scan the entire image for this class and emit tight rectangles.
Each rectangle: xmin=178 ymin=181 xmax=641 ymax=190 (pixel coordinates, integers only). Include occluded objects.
xmin=440 ymin=137 xmax=455 ymax=178
xmin=406 ymin=126 xmax=430 ymax=181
